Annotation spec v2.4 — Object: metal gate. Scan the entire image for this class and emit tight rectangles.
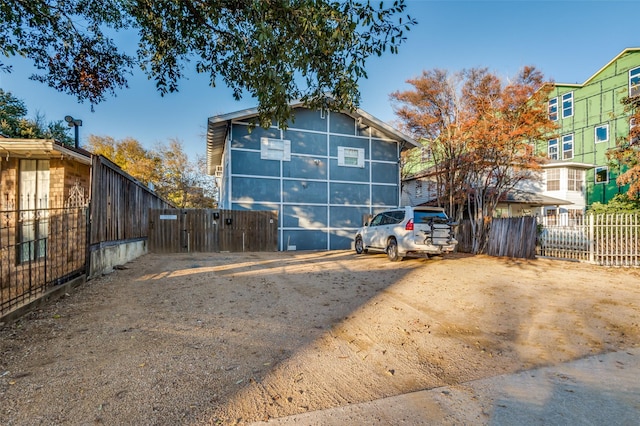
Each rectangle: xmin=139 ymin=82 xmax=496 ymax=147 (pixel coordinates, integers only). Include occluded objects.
xmin=1 ymin=206 xmax=89 ymax=316
xmin=148 ymin=209 xmax=278 ymax=253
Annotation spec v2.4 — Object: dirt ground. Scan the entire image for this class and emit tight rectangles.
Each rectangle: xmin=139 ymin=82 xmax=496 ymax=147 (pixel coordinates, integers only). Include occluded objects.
xmin=1 ymin=251 xmax=640 ymax=425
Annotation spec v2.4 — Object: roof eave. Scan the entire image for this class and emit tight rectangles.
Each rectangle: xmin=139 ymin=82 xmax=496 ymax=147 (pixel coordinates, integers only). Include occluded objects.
xmin=542 ymin=161 xmax=595 ymax=170
xmin=206 ymin=103 xmax=419 ymax=172
xmin=0 ymin=139 xmax=92 ymax=165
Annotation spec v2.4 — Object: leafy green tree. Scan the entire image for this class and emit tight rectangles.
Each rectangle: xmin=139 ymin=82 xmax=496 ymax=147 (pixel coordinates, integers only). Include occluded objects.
xmin=0 ymin=89 xmax=74 ymax=144
xmin=0 ymin=88 xmax=28 ymax=133
xmin=588 ymin=194 xmax=640 ymax=214
xmin=2 ymin=0 xmax=415 ymax=126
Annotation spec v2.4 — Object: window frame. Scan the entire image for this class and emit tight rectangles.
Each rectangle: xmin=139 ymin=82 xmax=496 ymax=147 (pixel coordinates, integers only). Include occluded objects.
xmin=629 ymin=66 xmax=640 ymax=98
xmin=18 ymin=159 xmax=50 ymax=263
xmin=548 ymin=97 xmax=558 ymax=121
xmin=567 ymin=168 xmax=584 ymax=192
xmin=337 ymin=146 xmax=365 ymax=168
xmin=594 ymin=124 xmax=609 ymax=144
xmin=260 ymin=137 xmax=291 ymax=161
xmin=546 ymin=168 xmax=560 ymax=191
xmin=631 ymin=117 xmax=639 ymax=145
xmin=595 ymin=166 xmax=609 ymax=185
xmin=562 ymin=134 xmax=574 ymax=160
xmin=561 ymin=92 xmax=574 ymax=119
xmin=548 ymin=138 xmax=559 ymax=160
xmin=420 ymin=146 xmax=432 ymax=162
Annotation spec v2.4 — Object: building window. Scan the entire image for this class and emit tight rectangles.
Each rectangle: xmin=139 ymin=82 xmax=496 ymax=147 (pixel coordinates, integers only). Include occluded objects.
xmin=567 ymin=169 xmax=584 ymax=192
xmin=18 ymin=159 xmax=50 ymax=262
xmin=548 ymin=97 xmax=558 ymax=121
xmin=260 ymin=137 xmax=291 ymax=161
xmin=631 ymin=117 xmax=639 ymax=145
xmin=546 ymin=168 xmax=560 ymax=191
xmin=548 ymin=138 xmax=558 ymax=160
xmin=415 ymin=180 xmax=423 ymax=198
xmin=562 ymin=92 xmax=573 ymax=119
xmin=562 ymin=134 xmax=574 ymax=159
xmin=421 ymin=146 xmax=432 ymax=162
xmin=595 ymin=166 xmax=608 ymax=184
xmin=630 ymin=67 xmax=640 ymax=98
xmin=595 ymin=124 xmax=609 ymax=144
xmin=337 ymin=146 xmax=365 ymax=168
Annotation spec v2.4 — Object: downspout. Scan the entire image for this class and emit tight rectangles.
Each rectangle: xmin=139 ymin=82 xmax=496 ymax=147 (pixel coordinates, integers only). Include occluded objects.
xmin=398 ymin=141 xmax=405 ymax=206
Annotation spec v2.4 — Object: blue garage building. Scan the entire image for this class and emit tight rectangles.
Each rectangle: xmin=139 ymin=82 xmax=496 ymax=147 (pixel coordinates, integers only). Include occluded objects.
xmin=206 ymin=103 xmax=418 ymax=251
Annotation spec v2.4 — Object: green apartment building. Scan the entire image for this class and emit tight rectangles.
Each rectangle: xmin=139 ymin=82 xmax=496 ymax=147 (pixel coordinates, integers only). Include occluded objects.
xmin=540 ymin=47 xmax=640 ymax=217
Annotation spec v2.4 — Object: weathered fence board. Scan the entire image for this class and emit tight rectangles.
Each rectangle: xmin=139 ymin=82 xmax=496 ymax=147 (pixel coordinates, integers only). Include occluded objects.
xmin=90 ymin=156 xmax=172 ymax=246
xmin=457 ymin=217 xmax=538 ymax=259
xmin=486 ymin=216 xmax=538 ymax=259
xmin=148 ymin=209 xmax=278 ymax=253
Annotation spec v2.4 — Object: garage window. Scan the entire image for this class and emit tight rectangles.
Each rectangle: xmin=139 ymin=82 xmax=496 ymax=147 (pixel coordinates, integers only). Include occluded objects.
xmin=338 ymin=146 xmax=365 ymax=168
xmin=261 ymin=137 xmax=291 ymax=161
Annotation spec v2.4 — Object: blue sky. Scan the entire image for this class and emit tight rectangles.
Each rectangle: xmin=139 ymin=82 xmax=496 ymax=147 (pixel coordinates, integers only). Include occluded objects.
xmin=1 ymin=0 xmax=637 ymax=160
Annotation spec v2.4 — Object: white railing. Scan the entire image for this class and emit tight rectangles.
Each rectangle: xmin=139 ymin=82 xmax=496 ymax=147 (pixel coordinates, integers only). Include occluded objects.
xmin=538 ymin=213 xmax=640 ymax=266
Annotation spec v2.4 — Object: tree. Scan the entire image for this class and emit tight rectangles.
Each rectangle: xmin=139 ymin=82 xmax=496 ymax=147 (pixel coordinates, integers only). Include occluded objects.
xmin=85 ymin=135 xmax=162 ymax=186
xmin=84 ymin=135 xmax=217 ymax=207
xmin=0 ymin=88 xmax=74 ymax=144
xmin=606 ymin=95 xmax=640 ymax=198
xmin=588 ymin=193 xmax=640 ymax=214
xmin=392 ymin=67 xmax=555 ymax=253
xmin=2 ymin=0 xmax=415 ymax=126
xmin=392 ymin=69 xmax=470 ymax=223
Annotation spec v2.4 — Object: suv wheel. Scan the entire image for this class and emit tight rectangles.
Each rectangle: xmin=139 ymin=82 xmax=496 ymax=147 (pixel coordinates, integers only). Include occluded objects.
xmin=355 ymin=236 xmax=364 ymax=254
xmin=386 ymin=238 xmax=402 ymax=262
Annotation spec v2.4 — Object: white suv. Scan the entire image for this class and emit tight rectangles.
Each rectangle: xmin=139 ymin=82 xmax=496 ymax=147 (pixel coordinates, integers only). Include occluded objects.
xmin=354 ymin=206 xmax=458 ymax=261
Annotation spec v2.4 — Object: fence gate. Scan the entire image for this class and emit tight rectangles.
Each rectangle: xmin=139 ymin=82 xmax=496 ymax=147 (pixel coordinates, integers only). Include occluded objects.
xmin=148 ymin=209 xmax=278 ymax=253
xmin=1 ymin=206 xmax=89 ymax=317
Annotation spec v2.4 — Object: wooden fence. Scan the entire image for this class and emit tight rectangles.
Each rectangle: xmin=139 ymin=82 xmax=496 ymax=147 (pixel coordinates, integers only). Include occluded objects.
xmin=456 ymin=217 xmax=538 ymax=259
xmin=90 ymin=155 xmax=173 ymax=246
xmin=458 ymin=213 xmax=640 ymax=265
xmin=485 ymin=217 xmax=538 ymax=259
xmin=148 ymin=209 xmax=278 ymax=253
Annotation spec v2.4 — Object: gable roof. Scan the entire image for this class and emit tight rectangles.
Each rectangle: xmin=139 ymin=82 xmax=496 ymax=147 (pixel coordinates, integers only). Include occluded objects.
xmin=552 ymin=47 xmax=640 ymax=89
xmin=206 ymin=102 xmax=419 ymax=174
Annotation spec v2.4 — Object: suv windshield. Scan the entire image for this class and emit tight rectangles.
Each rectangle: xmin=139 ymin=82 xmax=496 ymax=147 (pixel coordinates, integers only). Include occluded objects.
xmin=414 ymin=211 xmax=448 ymax=223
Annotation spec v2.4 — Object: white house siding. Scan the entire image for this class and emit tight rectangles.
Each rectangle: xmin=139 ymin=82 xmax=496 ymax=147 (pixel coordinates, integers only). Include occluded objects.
xmin=219 ymin=108 xmax=402 ymax=251
xmin=542 ymin=167 xmax=587 ymax=214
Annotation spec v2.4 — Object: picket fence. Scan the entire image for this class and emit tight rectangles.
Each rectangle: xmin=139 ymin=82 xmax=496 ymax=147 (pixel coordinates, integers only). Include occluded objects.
xmin=537 ymin=213 xmax=640 ymax=267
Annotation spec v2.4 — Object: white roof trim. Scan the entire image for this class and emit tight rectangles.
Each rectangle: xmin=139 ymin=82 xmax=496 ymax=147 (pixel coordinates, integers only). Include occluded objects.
xmin=206 ymin=102 xmax=419 ymax=172
xmin=0 ymin=139 xmax=92 ymax=165
xmin=542 ymin=161 xmax=595 ymax=170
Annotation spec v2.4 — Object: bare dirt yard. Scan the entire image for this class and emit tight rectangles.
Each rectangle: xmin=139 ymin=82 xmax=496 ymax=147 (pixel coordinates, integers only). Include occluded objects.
xmin=1 ymin=251 xmax=640 ymax=425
